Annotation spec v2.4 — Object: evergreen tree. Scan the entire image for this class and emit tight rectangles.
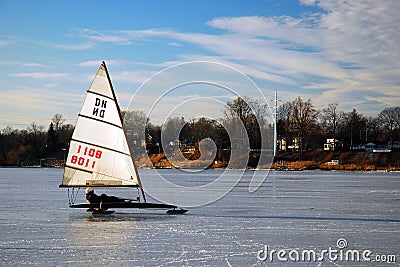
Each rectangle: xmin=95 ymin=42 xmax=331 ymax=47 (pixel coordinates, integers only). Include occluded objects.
xmin=46 ymin=122 xmax=59 ymax=154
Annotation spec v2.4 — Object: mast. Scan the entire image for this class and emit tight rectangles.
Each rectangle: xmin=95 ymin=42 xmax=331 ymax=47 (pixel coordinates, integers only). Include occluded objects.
xmin=272 ymin=90 xmax=280 ymax=157
xmin=102 ymin=61 xmax=147 ymax=203
xmin=102 ymin=61 xmax=124 ymax=125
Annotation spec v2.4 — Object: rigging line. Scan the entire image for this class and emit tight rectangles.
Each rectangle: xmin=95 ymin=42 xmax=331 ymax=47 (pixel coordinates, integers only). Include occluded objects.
xmin=70 ymin=188 xmax=74 ymax=205
xmin=169 ymin=195 xmax=177 ymax=206
xmin=72 ymin=187 xmax=80 ymax=204
xmin=67 ymin=188 xmax=80 ymax=205
xmin=136 ymin=187 xmax=140 ymax=202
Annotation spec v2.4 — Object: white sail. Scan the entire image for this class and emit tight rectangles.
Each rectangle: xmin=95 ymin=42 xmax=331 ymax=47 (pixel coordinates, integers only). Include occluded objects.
xmin=61 ymin=62 xmax=139 ymax=187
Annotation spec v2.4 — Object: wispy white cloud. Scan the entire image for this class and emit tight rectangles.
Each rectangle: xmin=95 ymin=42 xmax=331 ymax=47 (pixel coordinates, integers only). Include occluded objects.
xmin=4 ymin=36 xmax=95 ymax=51
xmin=80 ymin=4 xmax=399 ymax=115
xmin=79 ymin=59 xmax=182 ymax=68
xmin=178 ymin=54 xmax=297 ymax=85
xmin=207 ymin=15 xmax=321 ymax=48
xmin=116 ymin=1 xmax=400 ymax=115
xmin=10 ymin=72 xmax=69 ymax=79
xmin=299 ymin=0 xmax=317 ymax=6
xmin=0 ymin=88 xmax=83 ymax=129
xmin=0 ymin=40 xmax=14 ymax=46
xmin=51 ymin=42 xmax=94 ymax=50
xmin=0 ymin=60 xmax=46 ymax=67
xmin=120 ymin=93 xmax=229 ymax=125
xmin=168 ymin=42 xmax=183 ymax=47
xmin=79 ymin=60 xmax=123 ymax=67
xmin=113 ymin=70 xmax=158 ymax=85
xmin=121 ymin=27 xmax=348 ymax=83
xmin=77 ymin=60 xmax=181 ymax=86
xmin=78 ymin=28 xmax=133 ymax=45
xmin=318 ymin=1 xmax=400 ymax=67
xmin=5 ymin=0 xmax=398 ymax=130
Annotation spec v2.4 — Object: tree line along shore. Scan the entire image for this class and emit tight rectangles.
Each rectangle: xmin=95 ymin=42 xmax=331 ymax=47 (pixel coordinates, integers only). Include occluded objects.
xmin=1 ymin=97 xmax=399 ymax=171
xmin=136 ymin=150 xmax=400 ymax=171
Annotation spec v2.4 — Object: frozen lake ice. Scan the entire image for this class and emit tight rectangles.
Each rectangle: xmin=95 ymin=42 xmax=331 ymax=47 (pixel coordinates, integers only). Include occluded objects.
xmin=0 ymin=168 xmax=399 ymax=266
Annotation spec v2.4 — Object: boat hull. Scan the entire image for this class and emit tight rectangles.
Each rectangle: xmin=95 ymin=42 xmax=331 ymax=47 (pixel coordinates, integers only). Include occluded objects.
xmin=70 ymin=202 xmax=177 ymax=210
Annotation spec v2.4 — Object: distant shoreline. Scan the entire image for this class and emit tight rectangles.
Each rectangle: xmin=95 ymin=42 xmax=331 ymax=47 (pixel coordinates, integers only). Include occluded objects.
xmin=1 ymin=166 xmax=399 ymax=173
xmin=1 ymin=150 xmax=399 ymax=172
xmin=135 ymin=150 xmax=400 ymax=172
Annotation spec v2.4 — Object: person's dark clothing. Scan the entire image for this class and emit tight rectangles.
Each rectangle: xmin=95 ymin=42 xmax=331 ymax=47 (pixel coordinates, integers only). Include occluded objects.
xmin=86 ymin=192 xmax=123 ymax=203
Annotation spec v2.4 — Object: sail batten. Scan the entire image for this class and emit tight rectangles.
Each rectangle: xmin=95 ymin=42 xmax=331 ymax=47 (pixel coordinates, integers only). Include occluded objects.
xmin=70 ymin=138 xmax=131 ymax=157
xmin=65 ymin=164 xmax=93 ymax=174
xmin=77 ymin=114 xmax=123 ymax=129
xmin=87 ymin=89 xmax=115 ymax=101
xmin=61 ymin=62 xmax=140 ymax=188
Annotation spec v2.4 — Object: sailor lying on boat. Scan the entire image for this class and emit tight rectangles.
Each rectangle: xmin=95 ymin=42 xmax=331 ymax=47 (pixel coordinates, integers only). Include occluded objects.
xmin=85 ymin=187 xmax=134 ymax=204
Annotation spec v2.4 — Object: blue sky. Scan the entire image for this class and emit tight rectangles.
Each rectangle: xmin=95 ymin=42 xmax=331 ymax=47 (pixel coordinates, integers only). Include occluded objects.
xmin=0 ymin=0 xmax=399 ymax=129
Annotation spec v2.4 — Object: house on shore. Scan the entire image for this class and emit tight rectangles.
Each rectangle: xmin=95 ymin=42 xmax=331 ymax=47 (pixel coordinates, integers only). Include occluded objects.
xmin=324 ymin=139 xmax=339 ymax=151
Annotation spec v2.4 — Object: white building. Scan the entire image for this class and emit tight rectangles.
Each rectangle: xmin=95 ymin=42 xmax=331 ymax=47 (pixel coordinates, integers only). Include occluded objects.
xmin=324 ymin=139 xmax=339 ymax=151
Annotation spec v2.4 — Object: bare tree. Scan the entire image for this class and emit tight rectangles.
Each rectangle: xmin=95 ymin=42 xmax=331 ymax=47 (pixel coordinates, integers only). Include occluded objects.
xmin=51 ymin=113 xmax=65 ymax=131
xmin=378 ymin=106 xmax=400 ymax=149
xmin=123 ymin=110 xmax=148 ymax=157
xmin=278 ymin=101 xmax=295 ymax=146
xmin=341 ymin=109 xmax=366 ymax=150
xmin=161 ymin=116 xmax=186 ymax=156
xmin=224 ymin=97 xmax=252 ymax=124
xmin=28 ymin=122 xmax=44 ymax=134
xmin=2 ymin=126 xmax=16 ymax=135
xmin=290 ymin=96 xmax=319 ymax=160
xmin=321 ymin=103 xmax=341 ymax=150
xmin=365 ymin=116 xmax=378 ymax=143
xmin=27 ymin=122 xmax=45 ymax=159
xmin=224 ymin=96 xmax=270 ymax=150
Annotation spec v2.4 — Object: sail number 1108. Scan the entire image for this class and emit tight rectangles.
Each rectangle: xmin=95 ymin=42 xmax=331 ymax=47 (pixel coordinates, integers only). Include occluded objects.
xmin=70 ymin=145 xmax=103 ymax=169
